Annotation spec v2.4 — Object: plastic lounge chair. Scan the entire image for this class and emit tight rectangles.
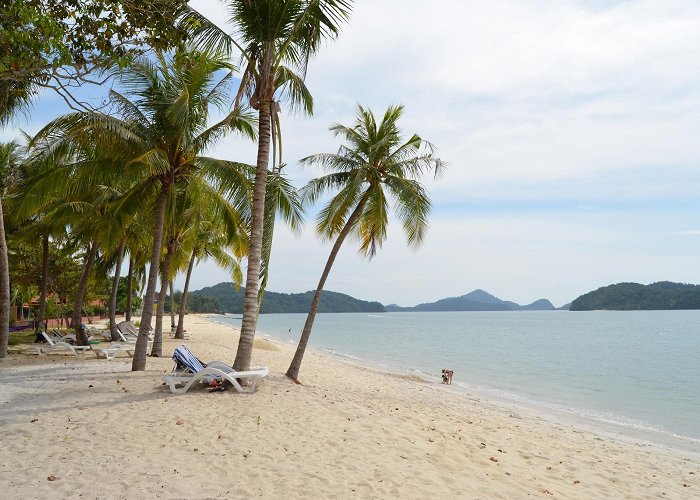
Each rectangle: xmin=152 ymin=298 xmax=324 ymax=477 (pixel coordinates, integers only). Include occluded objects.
xmin=93 ymin=343 xmax=135 ymax=360
xmin=118 ymin=320 xmax=152 ymax=337
xmin=44 ymin=328 xmax=79 ymax=344
xmin=34 ymin=331 xmax=91 ymax=356
xmin=163 ymin=344 xmax=268 ymax=395
xmin=116 ymin=325 xmax=154 ymax=344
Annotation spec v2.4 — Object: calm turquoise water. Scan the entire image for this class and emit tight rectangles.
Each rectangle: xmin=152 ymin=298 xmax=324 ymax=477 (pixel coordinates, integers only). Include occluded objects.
xmin=216 ymin=310 xmax=700 ymax=448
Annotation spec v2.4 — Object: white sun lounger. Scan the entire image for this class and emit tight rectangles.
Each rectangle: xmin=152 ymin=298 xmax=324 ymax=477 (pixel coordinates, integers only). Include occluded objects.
xmin=93 ymin=343 xmax=135 ymax=360
xmin=163 ymin=344 xmax=268 ymax=394
xmin=116 ymin=327 xmax=154 ymax=346
xmin=34 ymin=331 xmax=91 ymax=356
xmin=163 ymin=365 xmax=269 ymax=394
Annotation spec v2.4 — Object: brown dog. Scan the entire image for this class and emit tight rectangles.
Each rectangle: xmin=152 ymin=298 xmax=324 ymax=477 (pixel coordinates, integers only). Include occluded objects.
xmin=441 ymin=369 xmax=453 ymax=384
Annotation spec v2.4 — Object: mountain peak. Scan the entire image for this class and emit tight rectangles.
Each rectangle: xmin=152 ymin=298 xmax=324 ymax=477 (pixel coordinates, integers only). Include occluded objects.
xmin=461 ymin=289 xmax=503 ymax=304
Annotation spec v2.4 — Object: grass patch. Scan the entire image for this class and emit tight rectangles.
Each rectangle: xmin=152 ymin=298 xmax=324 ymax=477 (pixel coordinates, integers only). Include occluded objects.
xmin=8 ymin=330 xmax=37 ymax=346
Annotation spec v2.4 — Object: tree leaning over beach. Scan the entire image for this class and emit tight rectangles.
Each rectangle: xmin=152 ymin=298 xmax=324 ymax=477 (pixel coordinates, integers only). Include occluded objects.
xmin=286 ymin=104 xmax=444 ymax=381
xmin=184 ymin=0 xmax=353 ymax=371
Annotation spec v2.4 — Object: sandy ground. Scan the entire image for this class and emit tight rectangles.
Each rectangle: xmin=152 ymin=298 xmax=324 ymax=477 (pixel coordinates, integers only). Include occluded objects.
xmin=0 ymin=314 xmax=697 ymax=499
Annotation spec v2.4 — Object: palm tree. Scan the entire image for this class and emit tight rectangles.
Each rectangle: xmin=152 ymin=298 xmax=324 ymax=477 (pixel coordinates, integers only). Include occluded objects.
xmin=185 ymin=0 xmax=353 ymax=371
xmin=0 ymin=79 xmax=37 ymax=357
xmin=286 ymin=105 xmax=445 ymax=381
xmin=32 ymin=49 xmax=255 ymax=369
xmin=0 ymin=141 xmax=27 ymax=356
xmin=173 ymin=182 xmax=248 ymax=339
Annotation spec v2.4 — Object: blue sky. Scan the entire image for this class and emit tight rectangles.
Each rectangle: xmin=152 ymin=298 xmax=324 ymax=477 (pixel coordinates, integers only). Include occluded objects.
xmin=4 ymin=0 xmax=700 ymax=307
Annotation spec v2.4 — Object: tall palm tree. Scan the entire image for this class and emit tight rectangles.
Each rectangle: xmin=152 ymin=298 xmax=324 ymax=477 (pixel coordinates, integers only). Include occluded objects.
xmin=172 ymin=180 xmax=249 ymax=339
xmin=32 ymin=49 xmax=255 ymax=369
xmin=286 ymin=105 xmax=445 ymax=381
xmin=0 ymin=141 xmax=24 ymax=356
xmin=0 ymin=79 xmax=37 ymax=357
xmin=185 ymin=0 xmax=353 ymax=371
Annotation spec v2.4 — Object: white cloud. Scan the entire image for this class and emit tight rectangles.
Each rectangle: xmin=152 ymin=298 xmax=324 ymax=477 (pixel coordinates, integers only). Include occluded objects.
xmin=9 ymin=1 xmax=700 ymax=306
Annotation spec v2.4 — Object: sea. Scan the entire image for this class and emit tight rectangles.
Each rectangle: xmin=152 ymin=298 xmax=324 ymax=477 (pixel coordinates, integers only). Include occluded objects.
xmin=214 ymin=310 xmax=700 ymax=453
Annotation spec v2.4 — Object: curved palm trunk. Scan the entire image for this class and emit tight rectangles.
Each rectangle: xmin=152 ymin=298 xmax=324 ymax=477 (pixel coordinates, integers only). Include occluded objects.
xmin=35 ymin=234 xmax=49 ymax=334
xmin=233 ymin=102 xmax=272 ymax=372
xmin=109 ymin=242 xmax=125 ymax=341
xmin=151 ymin=253 xmax=170 ymax=358
xmin=286 ymin=197 xmax=368 ymax=381
xmin=0 ymin=199 xmax=10 ymax=358
xmin=125 ymin=255 xmax=134 ymax=322
xmin=151 ymin=242 xmax=173 ymax=357
xmin=176 ymin=250 xmax=196 ymax=340
xmin=132 ymin=184 xmax=169 ymax=370
xmin=73 ymin=241 xmax=99 ymax=346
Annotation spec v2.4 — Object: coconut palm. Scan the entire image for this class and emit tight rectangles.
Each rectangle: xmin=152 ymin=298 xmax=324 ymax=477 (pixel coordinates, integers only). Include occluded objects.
xmin=0 ymin=79 xmax=37 ymax=357
xmin=172 ymin=179 xmax=249 ymax=339
xmin=0 ymin=141 xmax=28 ymax=356
xmin=285 ymin=105 xmax=445 ymax=381
xmin=184 ymin=0 xmax=353 ymax=371
xmin=31 ymin=49 xmax=255 ymax=369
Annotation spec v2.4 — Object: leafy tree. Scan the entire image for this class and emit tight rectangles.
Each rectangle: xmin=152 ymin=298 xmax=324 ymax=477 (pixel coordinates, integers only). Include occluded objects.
xmin=1 ymin=0 xmax=189 ymax=109
xmin=286 ymin=105 xmax=444 ymax=381
xmin=116 ymin=276 xmax=142 ymax=314
xmin=185 ymin=0 xmax=353 ymax=371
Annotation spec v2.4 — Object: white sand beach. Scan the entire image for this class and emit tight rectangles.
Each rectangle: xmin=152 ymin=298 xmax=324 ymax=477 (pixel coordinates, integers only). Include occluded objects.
xmin=0 ymin=315 xmax=697 ymax=499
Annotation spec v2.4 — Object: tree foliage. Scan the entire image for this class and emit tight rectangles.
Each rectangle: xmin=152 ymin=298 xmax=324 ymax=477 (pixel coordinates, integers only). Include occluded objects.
xmin=1 ymin=0 xmax=189 ymax=109
xmin=570 ymin=281 xmax=700 ymax=311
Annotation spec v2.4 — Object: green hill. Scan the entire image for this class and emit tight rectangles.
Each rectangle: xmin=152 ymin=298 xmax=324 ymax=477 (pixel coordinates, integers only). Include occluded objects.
xmin=188 ymin=282 xmax=386 ymax=314
xmin=385 ymin=289 xmax=556 ymax=312
xmin=570 ymin=281 xmax=700 ymax=311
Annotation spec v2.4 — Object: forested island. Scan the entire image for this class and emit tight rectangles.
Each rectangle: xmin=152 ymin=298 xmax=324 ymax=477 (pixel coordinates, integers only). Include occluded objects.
xmin=570 ymin=281 xmax=700 ymax=310
xmin=386 ymin=289 xmax=557 ymax=312
xmin=187 ymin=283 xmax=385 ymax=314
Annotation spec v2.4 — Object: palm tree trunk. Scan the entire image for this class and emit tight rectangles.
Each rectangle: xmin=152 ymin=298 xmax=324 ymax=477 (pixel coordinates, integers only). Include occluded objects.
xmin=73 ymin=241 xmax=99 ymax=346
xmin=0 ymin=199 xmax=10 ymax=358
xmin=125 ymin=255 xmax=134 ymax=322
xmin=286 ymin=196 xmax=368 ymax=381
xmin=233 ymin=102 xmax=272 ymax=372
xmin=132 ymin=184 xmax=169 ymax=370
xmin=109 ymin=242 xmax=125 ymax=341
xmin=176 ymin=249 xmax=196 ymax=340
xmin=169 ymin=279 xmax=176 ymax=335
xmin=151 ymin=242 xmax=172 ymax=357
xmin=35 ymin=234 xmax=49 ymax=334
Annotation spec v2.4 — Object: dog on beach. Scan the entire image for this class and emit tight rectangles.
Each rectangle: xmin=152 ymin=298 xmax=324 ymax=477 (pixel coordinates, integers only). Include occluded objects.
xmin=441 ymin=369 xmax=453 ymax=384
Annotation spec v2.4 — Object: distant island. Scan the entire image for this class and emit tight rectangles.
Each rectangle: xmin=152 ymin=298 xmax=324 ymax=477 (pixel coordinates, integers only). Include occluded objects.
xmin=385 ymin=289 xmax=558 ymax=312
xmin=184 ymin=281 xmax=700 ymax=315
xmin=188 ymin=283 xmax=385 ymax=314
xmin=569 ymin=281 xmax=700 ymax=311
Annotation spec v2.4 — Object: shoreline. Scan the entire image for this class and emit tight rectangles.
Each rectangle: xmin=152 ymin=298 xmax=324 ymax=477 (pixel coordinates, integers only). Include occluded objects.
xmin=1 ymin=314 xmax=697 ymax=498
xmin=215 ymin=314 xmax=700 ymax=458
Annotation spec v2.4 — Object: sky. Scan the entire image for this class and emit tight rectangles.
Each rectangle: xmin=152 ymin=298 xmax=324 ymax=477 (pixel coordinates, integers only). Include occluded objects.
xmin=5 ymin=0 xmax=700 ymax=308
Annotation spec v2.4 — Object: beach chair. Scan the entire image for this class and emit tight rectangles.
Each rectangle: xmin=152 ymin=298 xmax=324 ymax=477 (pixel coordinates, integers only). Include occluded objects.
xmin=34 ymin=331 xmax=91 ymax=356
xmin=93 ymin=343 xmax=135 ymax=360
xmin=163 ymin=344 xmax=268 ymax=395
xmin=116 ymin=325 xmax=154 ymax=345
xmin=118 ymin=320 xmax=148 ymax=336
